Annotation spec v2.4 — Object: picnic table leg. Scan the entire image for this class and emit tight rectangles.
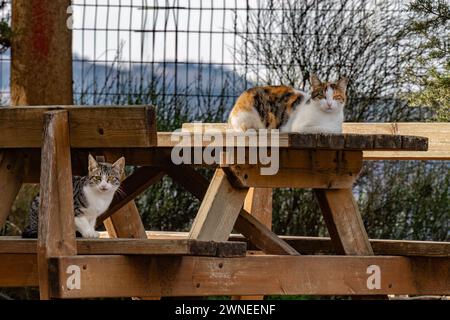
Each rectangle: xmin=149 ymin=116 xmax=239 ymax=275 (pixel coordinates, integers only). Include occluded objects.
xmin=233 ymin=187 xmax=273 ymax=301
xmin=189 ymin=169 xmax=248 ymax=242
xmin=315 ymin=188 xmax=389 ymax=299
xmin=103 ymin=202 xmax=147 ymax=239
xmin=0 ymin=151 xmax=24 ymax=229
xmin=244 ymin=188 xmax=273 ymax=230
xmin=314 ymin=188 xmax=373 ymax=255
xmin=37 ymin=111 xmax=77 ymax=300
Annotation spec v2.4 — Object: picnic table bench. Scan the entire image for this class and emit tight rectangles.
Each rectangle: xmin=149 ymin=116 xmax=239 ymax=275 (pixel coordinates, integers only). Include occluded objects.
xmin=0 ymin=105 xmax=448 ymax=299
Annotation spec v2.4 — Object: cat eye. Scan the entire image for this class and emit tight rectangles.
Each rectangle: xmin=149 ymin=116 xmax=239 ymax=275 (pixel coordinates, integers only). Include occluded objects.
xmin=91 ymin=176 xmax=102 ymax=182
xmin=107 ymin=176 xmax=118 ymax=183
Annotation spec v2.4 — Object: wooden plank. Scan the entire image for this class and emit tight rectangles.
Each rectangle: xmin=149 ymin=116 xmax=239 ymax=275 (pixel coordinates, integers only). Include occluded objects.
xmin=281 ymin=236 xmax=450 ymax=257
xmin=0 ymin=237 xmax=246 ymax=257
xmin=344 ymin=134 xmax=374 ymax=149
xmin=234 ymin=211 xmax=299 ymax=255
xmin=226 ymin=150 xmax=362 ymax=189
xmin=316 ymin=134 xmax=346 ymax=149
xmin=182 ymin=122 xmax=448 ymax=159
xmin=3 ymin=236 xmax=446 ymax=257
xmin=214 ymin=241 xmax=248 ymax=258
xmin=371 ymin=239 xmax=450 ymax=257
xmin=221 ymin=149 xmax=364 ymax=171
xmin=226 ymin=150 xmax=359 ymax=189
xmin=103 ymin=202 xmax=147 ymax=239
xmin=182 ymin=123 xmax=229 ymax=132
xmin=346 ymin=123 xmax=449 ymax=159
xmin=159 ymin=131 xmax=427 ymax=151
xmin=401 ymin=135 xmax=429 ymax=151
xmin=374 ymin=134 xmax=402 ymax=149
xmin=37 ymin=111 xmax=77 ymax=300
xmin=0 ymin=106 xmax=157 ymax=148
xmin=226 ymin=236 xmax=450 ymax=257
xmin=0 ymin=151 xmax=24 ymax=228
xmin=11 ymin=0 xmax=73 ymax=106
xmin=76 ymin=239 xmax=246 ymax=257
xmin=44 ymin=255 xmax=450 ymax=298
xmin=189 ymin=169 xmax=248 ymax=242
xmin=0 ymin=237 xmax=38 ymax=253
xmin=237 ymin=189 xmax=271 ymax=301
xmin=159 ymin=131 xmax=290 ymax=148
xmin=0 ymin=254 xmax=38 ymax=287
xmin=228 ymin=167 xmax=357 ymax=189
xmin=0 ymin=238 xmax=209 ymax=255
xmin=315 ymin=189 xmax=373 ymax=255
xmin=21 ymin=148 xmax=171 ymax=183
xmin=96 ymin=167 xmax=165 ymax=227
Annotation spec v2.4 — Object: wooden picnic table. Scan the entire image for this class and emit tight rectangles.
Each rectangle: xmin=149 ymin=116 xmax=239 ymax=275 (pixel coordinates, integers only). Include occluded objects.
xmin=0 ymin=105 xmax=448 ymax=299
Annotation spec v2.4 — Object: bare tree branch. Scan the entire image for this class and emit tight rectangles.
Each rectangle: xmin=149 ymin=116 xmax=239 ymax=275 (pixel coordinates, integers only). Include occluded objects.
xmin=235 ymin=0 xmax=422 ymax=121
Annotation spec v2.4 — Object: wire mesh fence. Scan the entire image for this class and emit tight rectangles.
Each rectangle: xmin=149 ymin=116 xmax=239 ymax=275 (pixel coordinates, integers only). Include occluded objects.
xmin=71 ymin=0 xmax=256 ymax=119
xmin=0 ymin=0 xmax=10 ymax=104
xmin=1 ymin=0 xmax=411 ymax=121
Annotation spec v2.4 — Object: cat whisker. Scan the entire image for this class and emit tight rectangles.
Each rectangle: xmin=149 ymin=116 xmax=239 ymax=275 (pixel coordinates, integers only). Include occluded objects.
xmin=115 ymin=186 xmax=127 ymax=199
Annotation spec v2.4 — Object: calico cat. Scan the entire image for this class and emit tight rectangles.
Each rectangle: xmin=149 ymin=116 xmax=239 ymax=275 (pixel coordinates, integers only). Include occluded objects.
xmin=22 ymin=155 xmax=125 ymax=239
xmin=228 ymin=74 xmax=348 ymax=133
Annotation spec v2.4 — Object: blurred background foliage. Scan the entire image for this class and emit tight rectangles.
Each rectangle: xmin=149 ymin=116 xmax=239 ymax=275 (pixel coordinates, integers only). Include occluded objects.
xmin=0 ymin=1 xmax=11 ymax=54
xmin=402 ymin=0 xmax=450 ymax=121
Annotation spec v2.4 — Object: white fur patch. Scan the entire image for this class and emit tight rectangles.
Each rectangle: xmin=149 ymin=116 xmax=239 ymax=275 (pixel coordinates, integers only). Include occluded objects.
xmin=229 ymin=109 xmax=265 ymax=132
xmin=290 ymin=96 xmax=344 ymax=134
xmin=76 ymin=184 xmax=117 ymax=238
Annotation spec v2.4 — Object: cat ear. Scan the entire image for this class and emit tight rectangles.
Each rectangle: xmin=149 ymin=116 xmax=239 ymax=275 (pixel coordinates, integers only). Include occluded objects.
xmin=337 ymin=77 xmax=349 ymax=93
xmin=88 ymin=154 xmax=99 ymax=171
xmin=310 ymin=74 xmax=322 ymax=88
xmin=112 ymin=157 xmax=125 ymax=174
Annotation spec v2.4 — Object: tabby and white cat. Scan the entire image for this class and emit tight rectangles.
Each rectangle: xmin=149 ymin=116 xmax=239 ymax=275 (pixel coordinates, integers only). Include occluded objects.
xmin=228 ymin=74 xmax=348 ymax=133
xmin=22 ymin=155 xmax=125 ymax=239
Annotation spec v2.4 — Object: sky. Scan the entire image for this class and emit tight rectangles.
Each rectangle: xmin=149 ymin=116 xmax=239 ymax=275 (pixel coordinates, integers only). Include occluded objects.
xmin=71 ymin=0 xmax=256 ymax=65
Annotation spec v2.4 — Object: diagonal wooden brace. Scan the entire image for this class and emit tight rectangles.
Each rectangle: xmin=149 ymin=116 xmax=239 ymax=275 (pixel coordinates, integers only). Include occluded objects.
xmin=189 ymin=169 xmax=249 ymax=242
xmin=315 ymin=188 xmax=374 ymax=255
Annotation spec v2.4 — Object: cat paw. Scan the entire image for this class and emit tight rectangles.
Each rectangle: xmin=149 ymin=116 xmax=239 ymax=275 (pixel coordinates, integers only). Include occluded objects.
xmin=81 ymin=230 xmax=100 ymax=238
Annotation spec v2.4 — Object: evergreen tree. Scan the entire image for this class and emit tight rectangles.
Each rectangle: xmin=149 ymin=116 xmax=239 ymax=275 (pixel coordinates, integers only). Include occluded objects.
xmin=0 ymin=0 xmax=11 ymax=54
xmin=404 ymin=0 xmax=450 ymax=121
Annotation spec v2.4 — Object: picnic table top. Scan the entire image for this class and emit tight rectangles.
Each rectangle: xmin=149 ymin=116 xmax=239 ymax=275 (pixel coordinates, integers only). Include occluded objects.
xmin=0 ymin=106 xmax=428 ymax=151
xmin=157 ymin=132 xmax=428 ymax=151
